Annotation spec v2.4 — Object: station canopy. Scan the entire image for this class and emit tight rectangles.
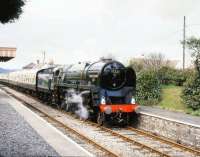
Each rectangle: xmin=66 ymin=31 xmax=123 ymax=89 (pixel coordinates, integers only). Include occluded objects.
xmin=0 ymin=47 xmax=16 ymax=62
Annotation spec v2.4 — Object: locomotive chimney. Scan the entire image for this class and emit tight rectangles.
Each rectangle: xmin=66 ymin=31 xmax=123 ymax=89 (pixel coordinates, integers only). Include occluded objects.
xmin=100 ymin=57 xmax=113 ymax=62
xmin=36 ymin=60 xmax=40 ymax=65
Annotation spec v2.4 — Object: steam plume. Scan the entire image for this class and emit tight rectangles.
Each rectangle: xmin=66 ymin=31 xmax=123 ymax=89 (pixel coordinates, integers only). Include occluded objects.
xmin=66 ymin=89 xmax=89 ymax=120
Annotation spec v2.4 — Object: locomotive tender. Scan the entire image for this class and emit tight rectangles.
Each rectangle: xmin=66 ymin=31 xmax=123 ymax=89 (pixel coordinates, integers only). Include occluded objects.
xmin=0 ymin=58 xmax=138 ymax=125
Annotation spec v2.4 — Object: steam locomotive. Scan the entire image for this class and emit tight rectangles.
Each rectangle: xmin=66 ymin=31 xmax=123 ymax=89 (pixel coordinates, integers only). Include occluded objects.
xmin=0 ymin=58 xmax=139 ymax=125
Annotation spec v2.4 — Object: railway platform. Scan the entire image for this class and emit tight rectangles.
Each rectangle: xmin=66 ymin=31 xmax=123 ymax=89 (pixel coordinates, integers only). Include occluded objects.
xmin=138 ymin=106 xmax=200 ymax=148
xmin=0 ymin=88 xmax=92 ymax=157
xmin=140 ymin=106 xmax=200 ymax=127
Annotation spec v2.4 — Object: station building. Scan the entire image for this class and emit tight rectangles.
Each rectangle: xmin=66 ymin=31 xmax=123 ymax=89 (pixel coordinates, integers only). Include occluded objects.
xmin=0 ymin=47 xmax=16 ymax=62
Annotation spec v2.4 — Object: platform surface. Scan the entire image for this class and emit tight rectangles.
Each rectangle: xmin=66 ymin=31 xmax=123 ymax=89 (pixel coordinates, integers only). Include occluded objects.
xmin=0 ymin=88 xmax=92 ymax=157
xmin=140 ymin=106 xmax=200 ymax=127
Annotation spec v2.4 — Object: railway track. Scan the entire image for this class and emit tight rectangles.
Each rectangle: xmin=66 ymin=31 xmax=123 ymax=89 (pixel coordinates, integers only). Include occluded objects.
xmin=127 ymin=127 xmax=200 ymax=155
xmin=2 ymin=86 xmax=200 ymax=157
xmin=66 ymin=112 xmax=200 ymax=157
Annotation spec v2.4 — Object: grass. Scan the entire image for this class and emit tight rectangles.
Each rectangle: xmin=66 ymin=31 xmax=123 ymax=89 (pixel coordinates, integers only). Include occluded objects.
xmin=158 ymin=85 xmax=188 ymax=112
xmin=158 ymin=85 xmax=200 ymax=116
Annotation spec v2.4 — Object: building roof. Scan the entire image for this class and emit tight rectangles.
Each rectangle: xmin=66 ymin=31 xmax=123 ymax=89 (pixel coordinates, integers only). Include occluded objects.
xmin=0 ymin=47 xmax=16 ymax=62
xmin=22 ymin=62 xmax=37 ymax=69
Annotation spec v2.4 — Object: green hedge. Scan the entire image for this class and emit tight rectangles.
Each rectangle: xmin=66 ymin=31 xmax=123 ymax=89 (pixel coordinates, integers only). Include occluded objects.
xmin=158 ymin=67 xmax=189 ymax=86
xmin=136 ymin=70 xmax=161 ymax=106
xmin=183 ymin=72 xmax=200 ymax=110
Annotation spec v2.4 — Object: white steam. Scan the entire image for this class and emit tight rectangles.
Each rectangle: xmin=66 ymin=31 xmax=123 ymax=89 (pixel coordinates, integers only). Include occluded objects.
xmin=66 ymin=89 xmax=89 ymax=120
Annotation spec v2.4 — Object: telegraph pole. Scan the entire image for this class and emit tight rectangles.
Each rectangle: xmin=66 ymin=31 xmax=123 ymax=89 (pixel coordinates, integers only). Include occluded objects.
xmin=43 ymin=51 xmax=46 ymax=65
xmin=183 ymin=16 xmax=186 ymax=70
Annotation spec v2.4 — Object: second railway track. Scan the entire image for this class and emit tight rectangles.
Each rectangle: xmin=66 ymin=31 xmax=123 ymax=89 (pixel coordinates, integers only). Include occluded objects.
xmin=2 ymin=86 xmax=200 ymax=157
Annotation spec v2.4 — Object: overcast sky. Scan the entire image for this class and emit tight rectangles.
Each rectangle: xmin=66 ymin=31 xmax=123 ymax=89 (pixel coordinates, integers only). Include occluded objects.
xmin=1 ymin=0 xmax=200 ymax=69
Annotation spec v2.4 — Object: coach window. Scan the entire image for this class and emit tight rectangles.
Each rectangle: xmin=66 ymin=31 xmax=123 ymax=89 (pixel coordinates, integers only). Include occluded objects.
xmin=55 ymin=70 xmax=60 ymax=76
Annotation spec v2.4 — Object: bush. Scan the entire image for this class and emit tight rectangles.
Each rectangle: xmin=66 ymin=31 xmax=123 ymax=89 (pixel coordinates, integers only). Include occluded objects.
xmin=173 ymin=70 xmax=185 ymax=86
xmin=158 ymin=66 xmax=173 ymax=85
xmin=158 ymin=66 xmax=191 ymax=86
xmin=136 ymin=70 xmax=161 ymax=106
xmin=182 ymin=72 xmax=200 ymax=110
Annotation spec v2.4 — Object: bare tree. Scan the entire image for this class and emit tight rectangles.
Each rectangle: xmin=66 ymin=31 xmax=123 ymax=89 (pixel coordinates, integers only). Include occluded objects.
xmin=143 ymin=53 xmax=165 ymax=70
xmin=129 ymin=59 xmax=144 ymax=72
xmin=129 ymin=52 xmax=177 ymax=72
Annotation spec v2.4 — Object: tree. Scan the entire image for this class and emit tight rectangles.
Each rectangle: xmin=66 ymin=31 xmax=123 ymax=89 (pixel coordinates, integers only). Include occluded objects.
xmin=183 ymin=37 xmax=200 ymax=110
xmin=185 ymin=37 xmax=200 ymax=74
xmin=129 ymin=59 xmax=144 ymax=72
xmin=0 ymin=0 xmax=25 ymax=24
xmin=143 ymin=53 xmax=165 ymax=71
xmin=129 ymin=52 xmax=177 ymax=73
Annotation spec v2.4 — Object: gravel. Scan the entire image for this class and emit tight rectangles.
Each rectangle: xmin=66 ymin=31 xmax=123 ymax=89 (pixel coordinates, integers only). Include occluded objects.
xmin=0 ymin=90 xmax=60 ymax=157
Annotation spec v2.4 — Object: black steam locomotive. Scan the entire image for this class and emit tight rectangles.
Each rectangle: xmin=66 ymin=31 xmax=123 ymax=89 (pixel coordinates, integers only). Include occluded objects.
xmin=0 ymin=58 xmax=138 ymax=125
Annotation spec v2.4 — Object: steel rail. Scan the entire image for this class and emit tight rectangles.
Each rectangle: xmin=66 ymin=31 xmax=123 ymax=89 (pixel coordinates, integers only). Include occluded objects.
xmin=5 ymin=88 xmax=170 ymax=157
xmin=4 ymin=87 xmax=170 ymax=157
xmin=62 ymin=112 xmax=171 ymax=157
xmin=127 ymin=127 xmax=200 ymax=156
xmin=99 ymin=126 xmax=171 ymax=157
xmin=4 ymin=87 xmax=199 ymax=157
xmin=5 ymin=91 xmax=119 ymax=157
